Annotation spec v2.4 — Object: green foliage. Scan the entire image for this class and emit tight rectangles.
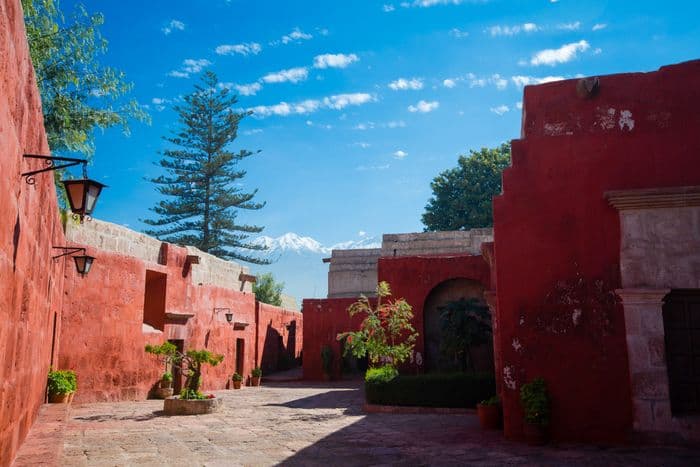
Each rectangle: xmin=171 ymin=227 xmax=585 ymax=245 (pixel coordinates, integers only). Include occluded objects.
xmin=179 ymin=388 xmax=206 ymax=400
xmin=520 ymin=378 xmax=551 ymax=427
xmin=320 ymin=345 xmax=334 ymax=376
xmin=161 ymin=372 xmax=173 ymax=383
xmin=439 ymin=298 xmax=492 ymax=372
xmin=146 ymin=343 xmax=222 ymax=394
xmin=47 ymin=369 xmax=77 ymax=395
xmin=143 ymin=71 xmax=268 ymax=264
xmin=251 ymin=367 xmax=262 ymax=378
xmin=22 ymin=0 xmax=148 ymax=157
xmin=365 ymin=372 xmax=496 ymax=408
xmin=253 ymin=273 xmax=284 ymax=306
xmin=231 ymin=372 xmax=243 ymax=382
xmin=422 ymin=143 xmax=511 ymax=231
xmin=480 ymin=395 xmax=500 ymax=406
xmin=145 ymin=342 xmax=178 ymax=358
xmin=337 ymin=281 xmax=418 ymax=368
xmin=364 ymin=365 xmax=398 ymax=384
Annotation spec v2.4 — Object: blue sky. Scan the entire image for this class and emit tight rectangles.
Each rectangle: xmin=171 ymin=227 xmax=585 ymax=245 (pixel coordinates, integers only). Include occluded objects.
xmin=60 ymin=0 xmax=700 ymax=300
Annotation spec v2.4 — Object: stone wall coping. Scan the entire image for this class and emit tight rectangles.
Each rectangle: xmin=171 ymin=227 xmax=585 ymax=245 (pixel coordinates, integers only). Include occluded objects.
xmin=615 ymin=288 xmax=671 ymax=305
xmin=606 ymin=185 xmax=700 ymax=210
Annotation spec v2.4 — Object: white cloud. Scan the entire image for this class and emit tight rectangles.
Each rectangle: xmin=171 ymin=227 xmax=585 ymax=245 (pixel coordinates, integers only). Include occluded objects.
xmin=383 ymin=4 xmax=396 ymax=12
xmin=232 ymin=82 xmax=263 ymax=96
xmin=162 ymin=19 xmax=185 ymax=35
xmin=215 ymin=42 xmax=262 ymax=56
xmin=168 ymin=70 xmax=189 ymax=78
xmin=491 ymin=73 xmax=508 ymax=90
xmin=354 ymin=122 xmax=375 ymax=130
xmin=402 ymin=0 xmax=473 ymax=7
xmin=388 ymin=78 xmax=424 ymax=91
xmin=356 ymin=164 xmax=390 ymax=171
xmin=250 ymin=92 xmax=375 ymax=118
xmin=511 ymin=75 xmax=565 ymax=87
xmin=313 ymin=53 xmax=359 ymax=69
xmin=408 ymin=100 xmax=439 ymax=113
xmin=151 ymin=97 xmax=171 ymax=111
xmin=242 ymin=128 xmax=263 ymax=136
xmin=168 ymin=58 xmax=211 ymax=78
xmin=530 ymin=40 xmax=590 ymax=66
xmin=450 ymin=28 xmax=469 ymax=38
xmin=515 ymin=101 xmax=523 ymax=109
xmin=352 ymin=142 xmax=371 ymax=148
xmin=281 ymin=28 xmax=313 ymax=44
xmin=486 ymin=23 xmax=538 ymax=36
xmin=393 ymin=150 xmax=408 ymax=159
xmin=262 ymin=67 xmax=308 ymax=84
xmin=386 ymin=120 xmax=407 ymax=128
xmin=592 ymin=23 xmax=607 ymax=31
xmin=323 ymin=93 xmax=375 ymax=110
xmin=358 ymin=230 xmax=367 ymax=237
xmin=557 ymin=21 xmax=581 ymax=31
xmin=443 ymin=78 xmax=457 ymax=88
xmin=490 ymin=105 xmax=510 ymax=115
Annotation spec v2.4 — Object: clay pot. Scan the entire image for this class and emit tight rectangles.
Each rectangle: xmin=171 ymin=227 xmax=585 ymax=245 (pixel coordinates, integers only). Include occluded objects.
xmin=154 ymin=387 xmax=174 ymax=399
xmin=251 ymin=376 xmax=261 ymax=387
xmin=523 ymin=423 xmax=548 ymax=446
xmin=477 ymin=404 xmax=502 ymax=430
xmin=160 ymin=380 xmax=173 ymax=389
xmin=232 ymin=380 xmax=242 ymax=389
xmin=48 ymin=393 xmax=70 ymax=404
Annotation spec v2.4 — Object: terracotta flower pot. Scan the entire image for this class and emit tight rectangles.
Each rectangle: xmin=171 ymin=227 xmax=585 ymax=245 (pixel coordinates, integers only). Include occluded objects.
xmin=477 ymin=404 xmax=501 ymax=430
xmin=160 ymin=380 xmax=173 ymax=389
xmin=523 ymin=423 xmax=548 ymax=446
xmin=251 ymin=376 xmax=261 ymax=387
xmin=48 ymin=393 xmax=70 ymax=404
xmin=233 ymin=380 xmax=242 ymax=389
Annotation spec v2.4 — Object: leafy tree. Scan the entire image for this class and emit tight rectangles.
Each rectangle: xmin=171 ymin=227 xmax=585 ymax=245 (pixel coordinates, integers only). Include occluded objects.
xmin=145 ymin=343 xmax=223 ymax=399
xmin=438 ymin=298 xmax=492 ymax=372
xmin=22 ymin=0 xmax=148 ymax=156
xmin=253 ymin=273 xmax=284 ymax=306
xmin=422 ymin=143 xmax=511 ymax=231
xmin=144 ymin=71 xmax=269 ymax=264
xmin=338 ymin=281 xmax=418 ymax=368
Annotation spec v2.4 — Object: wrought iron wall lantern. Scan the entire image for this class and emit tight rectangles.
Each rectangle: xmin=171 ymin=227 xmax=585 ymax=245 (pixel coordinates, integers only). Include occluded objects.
xmin=22 ymin=154 xmax=107 ymax=222
xmin=52 ymin=246 xmax=95 ymax=276
xmin=214 ymin=308 xmax=233 ymax=323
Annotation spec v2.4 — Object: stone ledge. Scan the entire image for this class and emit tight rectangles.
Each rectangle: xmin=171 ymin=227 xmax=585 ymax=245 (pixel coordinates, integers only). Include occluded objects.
xmin=163 ymin=397 xmax=222 ymax=415
xmin=606 ymin=185 xmax=700 ymax=210
xmin=363 ymin=403 xmax=476 ymax=415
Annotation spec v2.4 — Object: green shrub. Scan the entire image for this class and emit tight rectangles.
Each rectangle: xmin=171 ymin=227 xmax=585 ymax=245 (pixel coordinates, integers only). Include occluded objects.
xmin=480 ymin=395 xmax=500 ymax=406
xmin=180 ymin=388 xmax=206 ymax=400
xmin=365 ymin=372 xmax=495 ymax=408
xmin=365 ymin=365 xmax=398 ymax=384
xmin=231 ymin=372 xmax=243 ymax=382
xmin=321 ymin=345 xmax=334 ymax=375
xmin=251 ymin=367 xmax=262 ymax=378
xmin=161 ymin=372 xmax=173 ymax=382
xmin=520 ymin=378 xmax=550 ymax=427
xmin=47 ymin=369 xmax=77 ymax=395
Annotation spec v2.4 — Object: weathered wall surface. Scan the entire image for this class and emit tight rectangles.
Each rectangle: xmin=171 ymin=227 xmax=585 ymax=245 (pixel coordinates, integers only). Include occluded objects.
xmin=0 ymin=1 xmax=67 ymax=465
xmin=256 ymin=303 xmax=303 ymax=374
xmin=303 ymin=254 xmax=491 ymax=380
xmin=60 ymin=220 xmax=300 ymax=401
xmin=327 ymin=248 xmax=380 ymax=298
xmin=493 ymin=60 xmax=700 ymax=443
xmin=381 ymin=229 xmax=493 ymax=257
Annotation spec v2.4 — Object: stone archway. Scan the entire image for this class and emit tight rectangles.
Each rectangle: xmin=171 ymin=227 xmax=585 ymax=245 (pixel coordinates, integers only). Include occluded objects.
xmin=422 ymin=278 xmax=492 ymax=373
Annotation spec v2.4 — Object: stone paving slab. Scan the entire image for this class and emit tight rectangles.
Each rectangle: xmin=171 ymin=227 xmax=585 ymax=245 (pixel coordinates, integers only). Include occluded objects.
xmin=13 ymin=381 xmax=700 ymax=466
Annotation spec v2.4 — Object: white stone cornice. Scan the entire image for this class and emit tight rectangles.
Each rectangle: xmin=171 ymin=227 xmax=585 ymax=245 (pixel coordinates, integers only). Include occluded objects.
xmin=615 ymin=288 xmax=671 ymax=305
xmin=605 ymin=186 xmax=700 ymax=210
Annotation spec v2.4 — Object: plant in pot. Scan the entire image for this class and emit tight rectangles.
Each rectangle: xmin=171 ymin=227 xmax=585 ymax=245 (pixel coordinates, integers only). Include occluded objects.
xmin=47 ymin=369 xmax=77 ymax=403
xmin=477 ymin=395 xmax=502 ymax=430
xmin=320 ymin=345 xmax=334 ymax=380
xmin=231 ymin=372 xmax=243 ymax=389
xmin=251 ymin=367 xmax=262 ymax=386
xmin=145 ymin=342 xmax=178 ymax=399
xmin=520 ymin=377 xmax=550 ymax=445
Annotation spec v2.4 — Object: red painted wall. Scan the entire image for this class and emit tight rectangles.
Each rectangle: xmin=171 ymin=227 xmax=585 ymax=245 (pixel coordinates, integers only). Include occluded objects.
xmin=0 ymin=1 xmax=67 ymax=464
xmin=302 ymin=254 xmax=491 ymax=380
xmin=493 ymin=60 xmax=700 ymax=443
xmin=255 ymin=302 xmax=303 ymax=374
xmin=59 ymin=243 xmax=259 ymax=402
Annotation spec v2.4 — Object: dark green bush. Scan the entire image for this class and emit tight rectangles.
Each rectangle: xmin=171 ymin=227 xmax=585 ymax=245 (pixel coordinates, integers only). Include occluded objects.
xmin=520 ymin=377 xmax=550 ymax=426
xmin=47 ymin=369 xmax=77 ymax=395
xmin=365 ymin=365 xmax=398 ymax=384
xmin=365 ymin=372 xmax=495 ymax=408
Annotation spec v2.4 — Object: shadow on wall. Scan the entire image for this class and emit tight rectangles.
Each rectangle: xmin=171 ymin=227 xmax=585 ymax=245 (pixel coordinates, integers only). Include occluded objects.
xmin=260 ymin=319 xmax=300 ymax=373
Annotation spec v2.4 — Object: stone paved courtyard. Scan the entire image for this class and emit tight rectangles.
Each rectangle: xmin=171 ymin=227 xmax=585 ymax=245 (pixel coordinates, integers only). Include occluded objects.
xmin=15 ymin=381 xmax=700 ymax=466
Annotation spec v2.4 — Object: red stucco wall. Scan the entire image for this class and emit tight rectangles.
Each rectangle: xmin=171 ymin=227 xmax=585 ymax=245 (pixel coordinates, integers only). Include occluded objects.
xmin=493 ymin=60 xmax=700 ymax=443
xmin=59 ymin=243 xmax=259 ymax=402
xmin=255 ymin=302 xmax=303 ymax=374
xmin=302 ymin=254 xmax=491 ymax=380
xmin=0 ymin=1 xmax=67 ymax=464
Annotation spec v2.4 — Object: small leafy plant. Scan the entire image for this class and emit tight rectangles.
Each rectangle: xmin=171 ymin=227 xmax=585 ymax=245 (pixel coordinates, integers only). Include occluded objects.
xmin=480 ymin=395 xmax=500 ymax=406
xmin=364 ymin=365 xmax=398 ymax=384
xmin=520 ymin=378 xmax=550 ymax=427
xmin=161 ymin=372 xmax=173 ymax=383
xmin=146 ymin=343 xmax=223 ymax=399
xmin=231 ymin=372 xmax=243 ymax=382
xmin=180 ymin=388 xmax=206 ymax=400
xmin=47 ymin=369 xmax=77 ymax=395
xmin=321 ymin=345 xmax=334 ymax=376
xmin=251 ymin=367 xmax=262 ymax=378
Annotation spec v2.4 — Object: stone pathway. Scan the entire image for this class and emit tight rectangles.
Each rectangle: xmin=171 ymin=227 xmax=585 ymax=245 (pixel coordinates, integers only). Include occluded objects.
xmin=14 ymin=381 xmax=700 ymax=466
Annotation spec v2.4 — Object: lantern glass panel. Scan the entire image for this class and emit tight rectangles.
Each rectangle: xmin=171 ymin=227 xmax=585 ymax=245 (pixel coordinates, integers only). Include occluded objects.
xmin=73 ymin=255 xmax=94 ymax=275
xmin=63 ymin=180 xmax=86 ymax=212
xmin=84 ymin=181 xmax=104 ymax=214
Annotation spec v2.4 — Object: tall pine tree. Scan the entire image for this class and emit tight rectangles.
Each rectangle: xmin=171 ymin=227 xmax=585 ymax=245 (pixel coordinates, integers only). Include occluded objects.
xmin=144 ymin=71 xmax=269 ymax=264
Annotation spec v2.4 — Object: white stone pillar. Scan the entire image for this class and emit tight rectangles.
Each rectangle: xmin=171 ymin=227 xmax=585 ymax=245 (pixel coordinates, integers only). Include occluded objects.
xmin=616 ymin=288 xmax=673 ymax=433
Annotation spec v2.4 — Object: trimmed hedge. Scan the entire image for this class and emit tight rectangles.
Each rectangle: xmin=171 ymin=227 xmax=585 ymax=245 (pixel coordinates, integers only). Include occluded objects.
xmin=365 ymin=372 xmax=496 ymax=408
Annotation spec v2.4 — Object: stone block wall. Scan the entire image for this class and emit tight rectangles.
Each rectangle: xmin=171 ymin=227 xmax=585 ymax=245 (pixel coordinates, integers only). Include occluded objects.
xmin=0 ymin=1 xmax=67 ymax=465
xmin=327 ymin=248 xmax=381 ymax=298
xmin=380 ymin=229 xmax=493 ymax=257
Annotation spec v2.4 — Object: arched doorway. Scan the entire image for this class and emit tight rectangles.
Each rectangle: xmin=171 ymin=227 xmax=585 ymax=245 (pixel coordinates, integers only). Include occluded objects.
xmin=423 ymin=278 xmax=493 ymax=373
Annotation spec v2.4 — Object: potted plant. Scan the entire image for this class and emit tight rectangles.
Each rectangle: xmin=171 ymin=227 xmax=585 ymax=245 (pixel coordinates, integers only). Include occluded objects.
xmin=477 ymin=395 xmax=502 ymax=430
xmin=47 ymin=369 xmax=77 ymax=403
xmin=153 ymin=372 xmax=174 ymax=399
xmin=520 ymin=377 xmax=550 ymax=445
xmin=231 ymin=372 xmax=243 ymax=389
xmin=251 ymin=367 xmax=262 ymax=386
xmin=321 ymin=345 xmax=334 ymax=380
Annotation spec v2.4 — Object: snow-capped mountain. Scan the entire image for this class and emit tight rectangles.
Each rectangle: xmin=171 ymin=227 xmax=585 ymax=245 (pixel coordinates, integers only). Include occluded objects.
xmin=250 ymin=232 xmax=381 ymax=303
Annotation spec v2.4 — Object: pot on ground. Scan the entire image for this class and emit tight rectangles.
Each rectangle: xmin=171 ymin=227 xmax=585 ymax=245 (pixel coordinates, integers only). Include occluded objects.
xmin=476 ymin=404 xmax=501 ymax=430
xmin=251 ymin=376 xmax=261 ymax=387
xmin=232 ymin=380 xmax=242 ymax=389
xmin=154 ymin=387 xmax=174 ymax=399
xmin=48 ymin=393 xmax=71 ymax=403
